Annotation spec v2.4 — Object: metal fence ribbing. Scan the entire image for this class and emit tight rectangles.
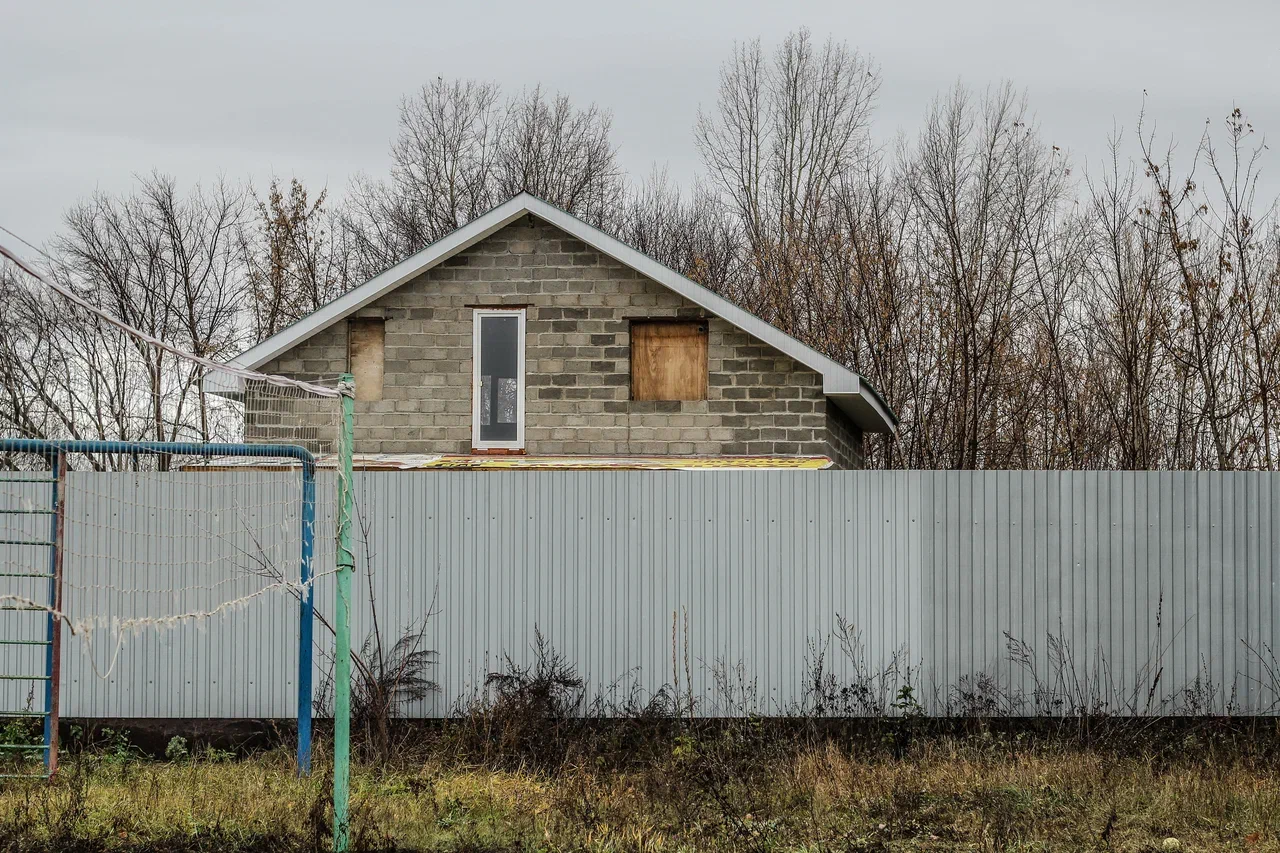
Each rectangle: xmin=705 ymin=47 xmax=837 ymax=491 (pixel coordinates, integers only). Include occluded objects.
xmin=3 ymin=470 xmax=1277 ymax=720
xmin=0 ymin=439 xmax=319 ymax=775
xmin=310 ymin=469 xmax=1280 ymax=717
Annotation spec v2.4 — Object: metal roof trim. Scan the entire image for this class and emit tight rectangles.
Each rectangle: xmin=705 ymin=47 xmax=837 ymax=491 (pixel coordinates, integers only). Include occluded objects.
xmin=207 ymin=192 xmax=897 ymax=433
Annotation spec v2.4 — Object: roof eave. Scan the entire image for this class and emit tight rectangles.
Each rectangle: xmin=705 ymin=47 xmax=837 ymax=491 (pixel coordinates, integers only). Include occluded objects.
xmin=227 ymin=196 xmax=535 ymax=374
xmin=201 ymin=371 xmax=244 ymax=398
xmin=214 ymin=191 xmax=901 ymax=430
xmin=825 ymin=376 xmax=898 ymax=435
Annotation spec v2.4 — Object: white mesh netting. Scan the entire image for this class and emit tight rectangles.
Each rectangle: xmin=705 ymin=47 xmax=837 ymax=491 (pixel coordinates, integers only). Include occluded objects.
xmin=0 ymin=231 xmax=345 ymax=710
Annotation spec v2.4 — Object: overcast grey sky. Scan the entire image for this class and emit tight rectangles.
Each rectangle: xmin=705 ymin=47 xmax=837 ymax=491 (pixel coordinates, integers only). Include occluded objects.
xmin=4 ymin=0 xmax=1278 ymax=244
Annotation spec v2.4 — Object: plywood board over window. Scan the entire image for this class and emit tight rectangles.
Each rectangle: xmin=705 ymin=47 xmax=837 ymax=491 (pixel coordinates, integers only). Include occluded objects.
xmin=630 ymin=320 xmax=708 ymax=401
xmin=348 ymin=318 xmax=385 ymax=401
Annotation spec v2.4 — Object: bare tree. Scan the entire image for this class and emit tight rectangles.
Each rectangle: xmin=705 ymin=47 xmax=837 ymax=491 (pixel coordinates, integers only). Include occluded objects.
xmin=8 ymin=41 xmax=1280 ymax=476
xmin=888 ymin=84 xmax=1070 ymax=468
xmin=1077 ymin=134 xmax=1172 ymax=469
xmin=495 ymin=85 xmax=623 ymax=222
xmin=0 ymin=174 xmax=248 ymax=456
xmin=243 ymin=177 xmax=350 ymax=341
xmin=57 ymin=173 xmax=247 ymax=446
xmin=342 ymin=78 xmax=622 ymax=279
xmin=616 ymin=167 xmax=739 ymax=289
xmin=695 ymin=28 xmax=880 ymax=339
xmin=1201 ymin=109 xmax=1280 ymax=469
xmin=823 ymin=159 xmax=916 ymax=466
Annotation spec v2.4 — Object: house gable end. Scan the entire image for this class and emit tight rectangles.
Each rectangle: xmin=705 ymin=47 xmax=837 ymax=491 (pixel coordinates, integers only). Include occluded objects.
xmin=215 ymin=193 xmax=895 ymax=434
xmin=253 ymin=217 xmax=865 ymax=465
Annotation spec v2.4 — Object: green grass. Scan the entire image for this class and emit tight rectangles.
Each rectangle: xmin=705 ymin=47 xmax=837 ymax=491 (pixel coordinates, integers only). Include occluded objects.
xmin=0 ymin=729 xmax=1278 ymax=851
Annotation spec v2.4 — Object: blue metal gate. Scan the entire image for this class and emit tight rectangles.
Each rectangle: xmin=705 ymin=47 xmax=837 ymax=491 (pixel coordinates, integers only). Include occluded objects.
xmin=0 ymin=440 xmax=318 ymax=776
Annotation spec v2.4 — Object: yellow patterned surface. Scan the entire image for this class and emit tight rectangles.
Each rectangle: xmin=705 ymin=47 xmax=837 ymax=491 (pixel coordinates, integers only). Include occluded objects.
xmin=188 ymin=453 xmax=832 ymax=471
xmin=412 ymin=454 xmax=833 ymax=470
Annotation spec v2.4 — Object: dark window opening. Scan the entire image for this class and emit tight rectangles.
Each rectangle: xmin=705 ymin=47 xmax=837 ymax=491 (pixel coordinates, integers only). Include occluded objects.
xmin=473 ymin=311 xmax=524 ymax=447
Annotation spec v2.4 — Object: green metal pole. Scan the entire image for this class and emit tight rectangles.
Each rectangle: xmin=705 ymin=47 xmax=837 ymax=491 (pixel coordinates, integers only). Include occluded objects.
xmin=333 ymin=375 xmax=355 ymax=852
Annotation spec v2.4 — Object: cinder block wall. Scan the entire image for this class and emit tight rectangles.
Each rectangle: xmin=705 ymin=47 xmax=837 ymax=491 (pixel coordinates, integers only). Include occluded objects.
xmin=825 ymin=404 xmax=866 ymax=470
xmin=254 ymin=216 xmax=865 ymax=467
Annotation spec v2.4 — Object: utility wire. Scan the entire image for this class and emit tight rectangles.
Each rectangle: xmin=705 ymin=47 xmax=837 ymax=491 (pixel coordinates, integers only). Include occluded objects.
xmin=0 ymin=224 xmax=339 ymax=398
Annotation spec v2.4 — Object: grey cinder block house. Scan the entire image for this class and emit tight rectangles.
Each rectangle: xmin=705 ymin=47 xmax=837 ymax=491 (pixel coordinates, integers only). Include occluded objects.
xmin=212 ymin=193 xmax=896 ymax=469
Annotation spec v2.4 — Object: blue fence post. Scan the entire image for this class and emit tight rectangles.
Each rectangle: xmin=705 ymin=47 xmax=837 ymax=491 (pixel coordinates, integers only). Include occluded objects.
xmin=0 ymin=438 xmax=318 ymax=775
xmin=297 ymin=458 xmax=316 ymax=775
xmin=42 ymin=449 xmax=64 ymax=775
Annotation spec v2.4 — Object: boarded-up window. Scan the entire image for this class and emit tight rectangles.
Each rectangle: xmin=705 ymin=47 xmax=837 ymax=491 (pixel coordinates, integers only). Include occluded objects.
xmin=630 ymin=321 xmax=708 ymax=401
xmin=348 ymin=318 xmax=385 ymax=401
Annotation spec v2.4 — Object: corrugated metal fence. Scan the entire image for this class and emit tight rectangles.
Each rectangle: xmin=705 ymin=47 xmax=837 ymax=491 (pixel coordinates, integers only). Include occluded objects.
xmin=2 ymin=471 xmax=1277 ymax=717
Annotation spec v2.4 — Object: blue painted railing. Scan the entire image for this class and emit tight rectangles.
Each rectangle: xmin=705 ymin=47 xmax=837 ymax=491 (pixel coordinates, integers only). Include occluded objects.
xmin=0 ymin=439 xmax=318 ymax=776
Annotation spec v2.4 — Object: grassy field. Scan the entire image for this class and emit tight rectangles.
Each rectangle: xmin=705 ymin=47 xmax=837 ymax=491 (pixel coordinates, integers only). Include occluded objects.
xmin=0 ymin=721 xmax=1278 ymax=852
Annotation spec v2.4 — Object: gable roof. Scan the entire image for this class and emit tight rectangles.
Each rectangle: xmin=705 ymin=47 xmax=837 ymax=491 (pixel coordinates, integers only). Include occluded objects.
xmin=209 ymin=192 xmax=896 ymax=433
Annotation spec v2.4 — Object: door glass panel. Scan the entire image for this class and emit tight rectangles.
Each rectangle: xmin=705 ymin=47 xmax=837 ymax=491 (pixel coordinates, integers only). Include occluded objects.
xmin=479 ymin=315 xmax=519 ymax=442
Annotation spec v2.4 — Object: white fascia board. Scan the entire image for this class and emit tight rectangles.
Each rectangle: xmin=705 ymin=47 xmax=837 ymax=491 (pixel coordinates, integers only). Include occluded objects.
xmin=224 ymin=197 xmax=534 ymax=373
xmin=827 ymin=388 xmax=897 ymax=435
xmin=522 ymin=197 xmax=896 ymax=433
xmin=521 ymin=198 xmax=856 ymax=379
xmin=201 ymin=370 xmax=244 ymax=396
xmin=861 ymin=386 xmax=897 ymax=434
xmin=210 ymin=192 xmax=898 ymax=432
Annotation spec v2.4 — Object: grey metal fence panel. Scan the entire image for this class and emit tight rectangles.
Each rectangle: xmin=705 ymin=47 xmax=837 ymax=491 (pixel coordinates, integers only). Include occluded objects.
xmin=318 ymin=471 xmax=923 ymax=718
xmin=65 ymin=471 xmax=304 ymax=719
xmin=913 ymin=471 xmax=1280 ymax=715
xmin=2 ymin=470 xmax=1279 ymax=718
xmin=0 ymin=471 xmax=306 ymax=719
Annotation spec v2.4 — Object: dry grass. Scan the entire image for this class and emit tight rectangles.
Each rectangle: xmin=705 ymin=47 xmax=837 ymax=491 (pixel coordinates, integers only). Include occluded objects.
xmin=0 ymin=728 xmax=1278 ymax=852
